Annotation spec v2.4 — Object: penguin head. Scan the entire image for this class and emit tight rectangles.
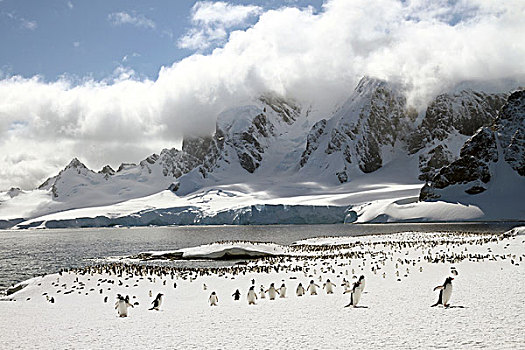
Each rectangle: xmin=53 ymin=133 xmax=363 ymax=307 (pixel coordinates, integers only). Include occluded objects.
xmin=359 ymin=275 xmax=365 ymax=281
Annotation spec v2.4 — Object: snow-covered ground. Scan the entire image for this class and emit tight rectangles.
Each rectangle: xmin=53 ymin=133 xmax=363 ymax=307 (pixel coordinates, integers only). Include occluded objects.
xmin=1 ymin=228 xmax=524 ymax=349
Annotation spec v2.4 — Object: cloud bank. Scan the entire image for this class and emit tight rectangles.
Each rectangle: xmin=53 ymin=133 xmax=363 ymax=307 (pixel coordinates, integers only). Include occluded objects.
xmin=108 ymin=11 xmax=156 ymax=29
xmin=179 ymin=1 xmax=263 ymax=50
xmin=1 ymin=0 xmax=525 ymax=190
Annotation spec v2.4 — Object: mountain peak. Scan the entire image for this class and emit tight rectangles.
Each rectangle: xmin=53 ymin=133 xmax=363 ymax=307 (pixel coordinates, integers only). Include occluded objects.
xmin=66 ymin=158 xmax=87 ymax=170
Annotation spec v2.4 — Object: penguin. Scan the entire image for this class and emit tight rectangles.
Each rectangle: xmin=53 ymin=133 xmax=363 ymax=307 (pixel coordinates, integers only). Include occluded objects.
xmin=259 ymin=285 xmax=266 ymax=299
xmin=266 ymin=283 xmax=279 ymax=300
xmin=341 ymin=278 xmax=351 ymax=293
xmin=203 ymin=283 xmax=207 ymax=290
xmin=209 ymin=291 xmax=219 ymax=306
xmin=115 ymin=295 xmax=133 ymax=317
xmin=149 ymin=293 xmax=164 ymax=311
xmin=357 ymin=275 xmax=366 ymax=293
xmin=307 ymin=280 xmax=320 ymax=295
xmin=431 ymin=277 xmax=453 ymax=307
xmin=232 ymin=289 xmax=241 ymax=301
xmin=323 ymin=279 xmax=336 ymax=294
xmin=247 ymin=286 xmax=258 ymax=305
xmin=279 ymin=283 xmax=287 ymax=298
xmin=296 ymin=283 xmax=305 ymax=297
xmin=344 ymin=280 xmax=362 ymax=308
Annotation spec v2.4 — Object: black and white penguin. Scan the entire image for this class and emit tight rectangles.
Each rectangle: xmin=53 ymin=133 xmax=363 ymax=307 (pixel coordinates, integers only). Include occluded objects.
xmin=149 ymin=293 xmax=164 ymax=311
xmin=247 ymin=286 xmax=258 ymax=305
xmin=259 ymin=285 xmax=266 ymax=299
xmin=209 ymin=291 xmax=219 ymax=306
xmin=357 ymin=275 xmax=366 ymax=293
xmin=323 ymin=279 xmax=336 ymax=294
xmin=296 ymin=283 xmax=305 ymax=297
xmin=279 ymin=283 xmax=287 ymax=298
xmin=266 ymin=283 xmax=278 ymax=300
xmin=344 ymin=280 xmax=362 ymax=307
xmin=431 ymin=277 xmax=453 ymax=307
xmin=115 ymin=295 xmax=133 ymax=317
xmin=232 ymin=289 xmax=241 ymax=301
xmin=307 ymin=280 xmax=320 ymax=295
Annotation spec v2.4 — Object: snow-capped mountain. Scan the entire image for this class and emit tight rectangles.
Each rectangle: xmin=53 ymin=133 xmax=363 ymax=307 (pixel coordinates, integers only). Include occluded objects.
xmin=420 ymin=90 xmax=525 ymax=203
xmin=38 ymin=148 xmax=199 ymax=204
xmin=299 ymin=77 xmax=415 ymax=183
xmin=409 ymin=90 xmax=508 ymax=181
xmin=0 ymin=78 xmax=522 ymax=227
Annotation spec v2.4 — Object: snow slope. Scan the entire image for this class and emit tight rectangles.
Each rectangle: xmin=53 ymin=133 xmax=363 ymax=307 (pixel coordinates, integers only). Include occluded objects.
xmin=1 ymin=230 xmax=523 ymax=349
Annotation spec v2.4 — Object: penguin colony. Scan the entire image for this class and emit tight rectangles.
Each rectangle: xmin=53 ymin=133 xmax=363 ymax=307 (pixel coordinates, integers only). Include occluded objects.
xmin=6 ymin=231 xmax=522 ymax=317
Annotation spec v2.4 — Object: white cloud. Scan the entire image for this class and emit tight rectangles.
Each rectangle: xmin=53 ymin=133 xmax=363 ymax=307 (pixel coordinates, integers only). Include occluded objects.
xmin=1 ymin=0 xmax=525 ymax=190
xmin=73 ymin=41 xmax=80 ymax=48
xmin=20 ymin=18 xmax=37 ymax=30
xmin=3 ymin=12 xmax=38 ymax=30
xmin=67 ymin=1 xmax=74 ymax=10
xmin=108 ymin=11 xmax=156 ymax=29
xmin=178 ymin=1 xmax=262 ymax=50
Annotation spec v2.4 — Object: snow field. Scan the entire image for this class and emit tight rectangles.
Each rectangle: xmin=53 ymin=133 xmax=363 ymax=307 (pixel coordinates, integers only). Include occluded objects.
xmin=1 ymin=231 xmax=524 ymax=349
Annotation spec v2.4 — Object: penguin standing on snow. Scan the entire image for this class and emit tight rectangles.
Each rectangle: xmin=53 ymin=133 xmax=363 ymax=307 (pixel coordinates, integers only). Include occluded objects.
xmin=232 ymin=289 xmax=241 ymax=301
xmin=431 ymin=277 xmax=454 ymax=307
xmin=307 ymin=280 xmax=320 ymax=295
xmin=266 ymin=283 xmax=279 ymax=300
xmin=341 ymin=278 xmax=351 ymax=293
xmin=344 ymin=280 xmax=362 ymax=308
xmin=149 ymin=293 xmax=164 ymax=311
xmin=357 ymin=275 xmax=366 ymax=293
xmin=259 ymin=285 xmax=266 ymax=299
xmin=279 ymin=283 xmax=287 ymax=298
xmin=323 ymin=279 xmax=336 ymax=294
xmin=115 ymin=295 xmax=134 ymax=317
xmin=296 ymin=283 xmax=306 ymax=296
xmin=209 ymin=291 xmax=219 ymax=306
xmin=247 ymin=286 xmax=258 ymax=305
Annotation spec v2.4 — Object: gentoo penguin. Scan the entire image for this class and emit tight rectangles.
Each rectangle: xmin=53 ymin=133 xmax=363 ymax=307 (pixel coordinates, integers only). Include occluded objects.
xmin=149 ymin=293 xmax=164 ymax=311
xmin=115 ymin=295 xmax=134 ymax=317
xmin=296 ymin=283 xmax=305 ymax=297
xmin=307 ymin=280 xmax=320 ymax=295
xmin=431 ymin=277 xmax=454 ymax=307
xmin=259 ymin=285 xmax=266 ymax=299
xmin=341 ymin=278 xmax=351 ymax=293
xmin=279 ymin=283 xmax=287 ymax=298
xmin=209 ymin=291 xmax=219 ymax=306
xmin=357 ymin=275 xmax=366 ymax=293
xmin=323 ymin=279 xmax=336 ymax=294
xmin=266 ymin=283 xmax=279 ymax=300
xmin=247 ymin=286 xmax=258 ymax=305
xmin=232 ymin=289 xmax=241 ymax=301
xmin=344 ymin=280 xmax=362 ymax=308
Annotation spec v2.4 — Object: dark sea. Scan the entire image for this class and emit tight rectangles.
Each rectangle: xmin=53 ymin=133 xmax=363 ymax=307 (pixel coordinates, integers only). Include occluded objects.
xmin=0 ymin=222 xmax=522 ymax=292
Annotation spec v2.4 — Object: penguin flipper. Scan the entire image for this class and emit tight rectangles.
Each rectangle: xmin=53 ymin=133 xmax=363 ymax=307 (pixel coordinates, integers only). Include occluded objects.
xmin=433 ymin=285 xmax=444 ymax=291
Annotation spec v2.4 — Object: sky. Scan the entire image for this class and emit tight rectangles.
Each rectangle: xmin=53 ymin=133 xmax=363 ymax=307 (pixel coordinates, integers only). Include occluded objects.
xmin=0 ymin=0 xmax=524 ymax=190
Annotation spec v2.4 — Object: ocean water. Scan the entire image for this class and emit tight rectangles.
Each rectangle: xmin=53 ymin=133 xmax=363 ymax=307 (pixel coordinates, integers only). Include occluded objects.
xmin=0 ymin=222 xmax=521 ymax=291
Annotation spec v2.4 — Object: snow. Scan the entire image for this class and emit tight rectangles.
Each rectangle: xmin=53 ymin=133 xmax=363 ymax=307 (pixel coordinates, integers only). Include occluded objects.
xmin=139 ymin=241 xmax=287 ymax=260
xmin=1 ymin=230 xmax=524 ymax=348
xmin=1 ymin=83 xmax=522 ymax=228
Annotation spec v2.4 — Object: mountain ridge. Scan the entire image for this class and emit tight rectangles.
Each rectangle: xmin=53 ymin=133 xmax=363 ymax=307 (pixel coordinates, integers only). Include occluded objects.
xmin=1 ymin=77 xmax=523 ymax=227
